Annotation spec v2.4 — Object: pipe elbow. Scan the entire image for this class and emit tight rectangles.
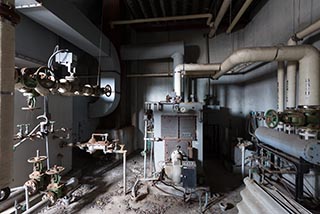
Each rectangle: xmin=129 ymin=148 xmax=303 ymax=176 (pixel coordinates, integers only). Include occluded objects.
xmin=174 ymin=64 xmax=184 ymax=73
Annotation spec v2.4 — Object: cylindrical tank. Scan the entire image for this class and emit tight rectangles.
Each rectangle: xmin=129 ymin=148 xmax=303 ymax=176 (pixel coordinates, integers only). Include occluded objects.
xmin=255 ymin=127 xmax=320 ymax=165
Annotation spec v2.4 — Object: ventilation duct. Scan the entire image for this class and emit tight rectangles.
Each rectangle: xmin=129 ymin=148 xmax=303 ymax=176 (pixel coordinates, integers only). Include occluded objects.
xmin=15 ymin=0 xmax=120 ymax=117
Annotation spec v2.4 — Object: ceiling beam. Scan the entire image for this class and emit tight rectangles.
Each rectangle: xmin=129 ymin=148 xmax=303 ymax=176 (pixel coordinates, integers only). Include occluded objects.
xmin=226 ymin=0 xmax=253 ymax=33
xmin=208 ymin=0 xmax=231 ymax=38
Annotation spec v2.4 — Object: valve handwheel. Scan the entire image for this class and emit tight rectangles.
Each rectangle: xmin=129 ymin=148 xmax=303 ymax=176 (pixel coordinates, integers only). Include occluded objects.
xmin=27 ymin=155 xmax=47 ymax=163
xmin=46 ymin=165 xmax=65 ymax=175
xmin=265 ymin=109 xmax=279 ymax=128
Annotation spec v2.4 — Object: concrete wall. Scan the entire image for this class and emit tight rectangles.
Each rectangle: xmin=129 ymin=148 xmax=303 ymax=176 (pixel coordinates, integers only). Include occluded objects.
xmin=126 ymin=0 xmax=320 ymax=150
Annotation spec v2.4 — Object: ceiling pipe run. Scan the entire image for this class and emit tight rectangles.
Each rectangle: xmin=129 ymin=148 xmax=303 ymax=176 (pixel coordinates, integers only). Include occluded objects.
xmin=111 ymin=13 xmax=213 ymax=28
xmin=211 ymin=45 xmax=320 ymax=107
xmin=226 ymin=0 xmax=253 ymax=34
xmin=174 ymin=45 xmax=320 ymax=107
xmin=208 ymin=0 xmax=231 ymax=38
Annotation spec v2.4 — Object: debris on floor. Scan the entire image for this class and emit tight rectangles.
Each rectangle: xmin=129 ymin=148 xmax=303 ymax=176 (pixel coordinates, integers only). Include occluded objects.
xmin=37 ymin=154 xmax=243 ymax=214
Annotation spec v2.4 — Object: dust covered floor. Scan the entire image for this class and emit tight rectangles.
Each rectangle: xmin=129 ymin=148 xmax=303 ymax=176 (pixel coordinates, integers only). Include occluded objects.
xmin=38 ymin=154 xmax=244 ymax=214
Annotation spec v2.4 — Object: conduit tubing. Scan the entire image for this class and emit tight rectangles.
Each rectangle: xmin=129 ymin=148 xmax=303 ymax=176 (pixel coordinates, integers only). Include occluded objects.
xmin=212 ymin=45 xmax=320 ymax=106
xmin=255 ymin=127 xmax=320 ymax=165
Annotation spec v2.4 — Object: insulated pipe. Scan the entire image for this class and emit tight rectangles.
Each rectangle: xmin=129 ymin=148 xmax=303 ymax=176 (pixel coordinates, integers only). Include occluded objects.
xmin=172 ymin=53 xmax=184 ymax=97
xmin=277 ymin=62 xmax=285 ymax=112
xmin=286 ymin=61 xmax=296 ymax=108
xmin=286 ymin=18 xmax=320 ymax=108
xmin=212 ymin=45 xmax=320 ymax=106
xmin=226 ymin=0 xmax=253 ymax=33
xmin=208 ymin=0 xmax=231 ymax=37
xmin=255 ymin=127 xmax=320 ymax=165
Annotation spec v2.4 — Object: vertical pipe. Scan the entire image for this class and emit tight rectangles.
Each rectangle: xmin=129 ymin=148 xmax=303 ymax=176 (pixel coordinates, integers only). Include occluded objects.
xmin=286 ymin=39 xmax=297 ymax=109
xmin=24 ymin=186 xmax=29 ymax=210
xmin=0 ymin=0 xmax=16 ymax=191
xmin=241 ymin=146 xmax=245 ymax=178
xmin=277 ymin=62 xmax=285 ymax=112
xmin=123 ymin=151 xmax=126 ymax=196
xmin=143 ymin=120 xmax=147 ymax=179
xmin=172 ymin=52 xmax=184 ymax=97
xmin=43 ymin=97 xmax=50 ymax=169
xmin=286 ymin=61 xmax=297 ymax=108
xmin=149 ymin=140 xmax=153 ymax=176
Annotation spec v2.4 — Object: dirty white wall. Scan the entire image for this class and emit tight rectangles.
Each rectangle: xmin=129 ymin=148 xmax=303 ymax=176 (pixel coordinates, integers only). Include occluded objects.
xmin=127 ymin=0 xmax=320 ymax=148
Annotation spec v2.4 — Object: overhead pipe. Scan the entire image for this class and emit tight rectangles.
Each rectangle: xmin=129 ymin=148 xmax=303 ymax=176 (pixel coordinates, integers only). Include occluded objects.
xmin=255 ymin=127 xmax=320 ymax=165
xmin=286 ymin=18 xmax=320 ymax=108
xmin=208 ymin=0 xmax=231 ymax=38
xmin=212 ymin=45 xmax=320 ymax=106
xmin=277 ymin=62 xmax=285 ymax=112
xmin=111 ymin=13 xmax=213 ymax=28
xmin=226 ymin=0 xmax=253 ymax=33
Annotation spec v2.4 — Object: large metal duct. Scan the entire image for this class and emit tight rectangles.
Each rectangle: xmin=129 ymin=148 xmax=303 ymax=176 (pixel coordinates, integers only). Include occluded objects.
xmin=16 ymin=0 xmax=121 ymax=118
xmin=255 ymin=127 xmax=320 ymax=165
xmin=0 ymin=0 xmax=17 ymax=191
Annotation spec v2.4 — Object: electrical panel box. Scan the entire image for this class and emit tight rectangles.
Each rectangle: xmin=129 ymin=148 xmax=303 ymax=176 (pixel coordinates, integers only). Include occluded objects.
xmin=181 ymin=161 xmax=197 ymax=188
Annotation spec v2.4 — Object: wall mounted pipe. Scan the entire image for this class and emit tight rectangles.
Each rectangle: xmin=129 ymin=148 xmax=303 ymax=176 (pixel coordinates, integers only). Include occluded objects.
xmin=277 ymin=62 xmax=285 ymax=112
xmin=208 ymin=0 xmax=231 ymax=38
xmin=212 ymin=45 xmax=320 ymax=106
xmin=255 ymin=127 xmax=320 ymax=165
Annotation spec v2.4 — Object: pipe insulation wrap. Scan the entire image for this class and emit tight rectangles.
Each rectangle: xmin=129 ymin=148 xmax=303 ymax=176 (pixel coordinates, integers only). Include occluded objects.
xmin=255 ymin=127 xmax=320 ymax=165
xmin=213 ymin=45 xmax=320 ymax=106
xmin=0 ymin=3 xmax=15 ymax=189
xmin=171 ymin=53 xmax=184 ymax=96
xmin=277 ymin=62 xmax=285 ymax=112
xmin=286 ymin=62 xmax=297 ymax=108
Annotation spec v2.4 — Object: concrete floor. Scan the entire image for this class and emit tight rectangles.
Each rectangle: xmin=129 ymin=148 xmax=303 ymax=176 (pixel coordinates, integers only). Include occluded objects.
xmin=38 ymin=153 xmax=244 ymax=214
